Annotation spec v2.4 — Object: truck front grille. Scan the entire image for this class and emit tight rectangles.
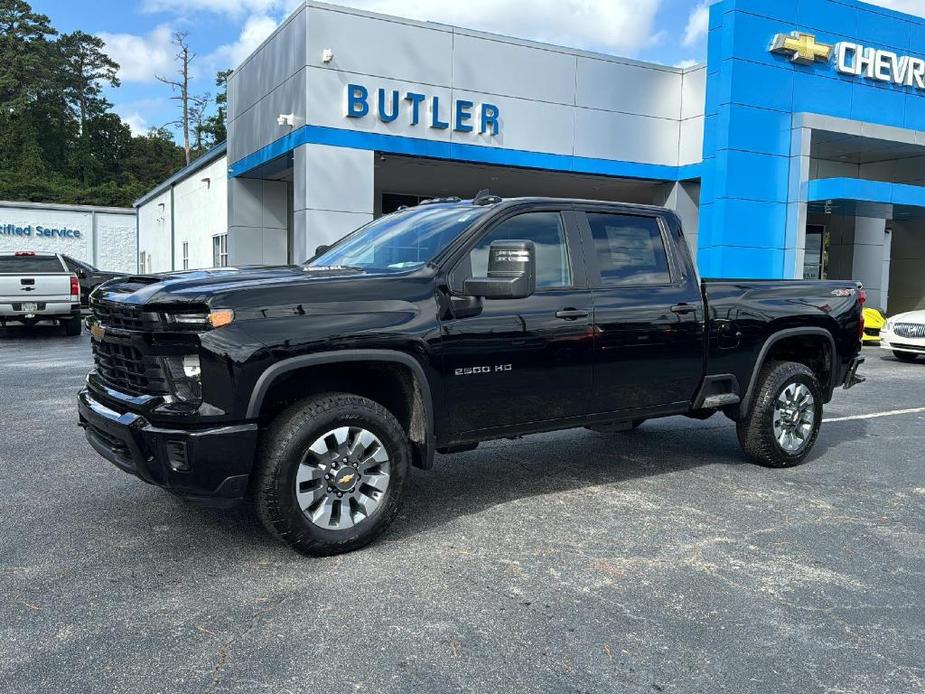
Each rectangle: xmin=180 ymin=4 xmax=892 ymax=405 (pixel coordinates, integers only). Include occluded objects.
xmin=89 ymin=300 xmax=171 ymax=396
xmin=91 ymin=301 xmax=155 ymax=331
xmin=91 ymin=340 xmax=169 ymax=395
xmin=893 ymin=323 xmax=925 ymax=339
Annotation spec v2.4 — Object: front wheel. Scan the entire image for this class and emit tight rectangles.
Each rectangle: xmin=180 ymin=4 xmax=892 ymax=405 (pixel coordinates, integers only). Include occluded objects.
xmin=893 ymin=350 xmax=919 ymax=362
xmin=253 ymin=393 xmax=409 ymax=556
xmin=736 ymin=361 xmax=822 ymax=468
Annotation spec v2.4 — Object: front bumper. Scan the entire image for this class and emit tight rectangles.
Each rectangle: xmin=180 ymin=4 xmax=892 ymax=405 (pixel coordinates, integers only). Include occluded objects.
xmin=880 ymin=333 xmax=925 ymax=355
xmin=77 ymin=387 xmax=258 ymax=506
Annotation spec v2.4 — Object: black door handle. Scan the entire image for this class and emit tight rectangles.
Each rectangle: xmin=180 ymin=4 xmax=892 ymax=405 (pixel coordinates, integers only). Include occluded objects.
xmin=555 ymin=309 xmax=589 ymax=320
xmin=670 ymin=303 xmax=697 ymax=315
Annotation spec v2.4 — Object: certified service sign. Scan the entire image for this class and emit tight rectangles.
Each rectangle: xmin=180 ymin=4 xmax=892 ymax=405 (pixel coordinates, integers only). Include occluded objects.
xmin=770 ymin=31 xmax=925 ymax=90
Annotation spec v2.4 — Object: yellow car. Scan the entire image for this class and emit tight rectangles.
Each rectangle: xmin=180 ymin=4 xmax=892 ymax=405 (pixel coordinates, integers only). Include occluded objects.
xmin=863 ymin=307 xmax=886 ymax=344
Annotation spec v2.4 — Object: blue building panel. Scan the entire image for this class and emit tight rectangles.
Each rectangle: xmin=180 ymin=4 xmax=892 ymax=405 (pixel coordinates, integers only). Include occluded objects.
xmin=722 ymin=105 xmax=793 ymax=155
xmin=699 ymin=0 xmax=925 ymax=278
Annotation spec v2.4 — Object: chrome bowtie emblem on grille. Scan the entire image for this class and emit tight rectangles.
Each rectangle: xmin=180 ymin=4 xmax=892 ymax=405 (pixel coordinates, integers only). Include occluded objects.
xmin=770 ymin=32 xmax=833 ymax=65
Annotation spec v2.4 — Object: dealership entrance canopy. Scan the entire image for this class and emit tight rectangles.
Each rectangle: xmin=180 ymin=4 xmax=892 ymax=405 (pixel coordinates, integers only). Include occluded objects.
xmin=135 ymin=0 xmax=925 ymax=313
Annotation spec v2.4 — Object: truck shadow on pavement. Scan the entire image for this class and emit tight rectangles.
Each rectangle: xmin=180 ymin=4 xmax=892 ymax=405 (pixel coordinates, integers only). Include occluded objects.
xmin=386 ymin=418 xmax=870 ymax=540
xmin=173 ymin=416 xmax=868 ymax=550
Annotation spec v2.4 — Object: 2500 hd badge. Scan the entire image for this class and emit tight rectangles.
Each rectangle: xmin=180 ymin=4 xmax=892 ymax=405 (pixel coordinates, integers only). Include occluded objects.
xmin=455 ymin=364 xmax=512 ymax=375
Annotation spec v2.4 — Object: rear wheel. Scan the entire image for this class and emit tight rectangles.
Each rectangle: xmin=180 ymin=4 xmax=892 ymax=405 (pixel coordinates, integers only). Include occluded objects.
xmin=253 ymin=393 xmax=409 ymax=556
xmin=736 ymin=361 xmax=822 ymax=468
xmin=893 ymin=350 xmax=919 ymax=362
xmin=63 ymin=316 xmax=82 ymax=336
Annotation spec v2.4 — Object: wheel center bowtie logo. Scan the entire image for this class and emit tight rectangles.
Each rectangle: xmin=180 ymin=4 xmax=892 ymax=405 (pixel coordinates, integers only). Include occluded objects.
xmin=770 ymin=32 xmax=832 ymax=64
xmin=337 ymin=472 xmax=355 ymax=485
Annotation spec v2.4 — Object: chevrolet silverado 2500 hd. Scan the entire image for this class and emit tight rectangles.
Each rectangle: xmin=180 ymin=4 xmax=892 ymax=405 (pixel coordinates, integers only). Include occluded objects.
xmin=78 ymin=196 xmax=866 ymax=555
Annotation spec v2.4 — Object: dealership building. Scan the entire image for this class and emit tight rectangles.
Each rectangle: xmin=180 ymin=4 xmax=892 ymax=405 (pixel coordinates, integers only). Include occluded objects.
xmin=136 ymin=0 xmax=925 ymax=313
xmin=0 ymin=200 xmax=136 ymax=272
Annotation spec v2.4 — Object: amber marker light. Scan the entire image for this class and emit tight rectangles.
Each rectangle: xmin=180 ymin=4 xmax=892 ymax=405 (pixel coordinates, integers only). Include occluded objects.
xmin=208 ymin=309 xmax=235 ymax=328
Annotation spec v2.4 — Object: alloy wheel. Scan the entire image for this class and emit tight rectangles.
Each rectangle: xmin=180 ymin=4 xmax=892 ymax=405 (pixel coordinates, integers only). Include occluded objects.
xmin=295 ymin=426 xmax=391 ymax=530
xmin=772 ymin=382 xmax=816 ymax=454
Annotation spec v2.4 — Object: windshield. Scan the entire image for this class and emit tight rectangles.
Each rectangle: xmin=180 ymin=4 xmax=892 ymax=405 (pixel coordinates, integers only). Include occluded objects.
xmin=306 ymin=204 xmax=488 ymax=273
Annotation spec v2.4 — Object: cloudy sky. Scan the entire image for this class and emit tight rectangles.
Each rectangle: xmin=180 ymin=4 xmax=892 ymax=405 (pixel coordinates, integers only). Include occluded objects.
xmin=31 ymin=0 xmax=925 ymax=138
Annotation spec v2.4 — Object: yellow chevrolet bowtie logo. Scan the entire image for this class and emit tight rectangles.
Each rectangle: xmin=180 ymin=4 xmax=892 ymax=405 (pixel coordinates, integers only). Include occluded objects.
xmin=338 ymin=472 xmax=356 ymax=485
xmin=770 ymin=32 xmax=833 ymax=65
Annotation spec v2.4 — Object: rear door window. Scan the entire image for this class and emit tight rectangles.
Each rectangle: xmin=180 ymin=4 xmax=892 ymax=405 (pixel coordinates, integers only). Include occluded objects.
xmin=586 ymin=213 xmax=671 ymax=286
xmin=0 ymin=256 xmax=65 ymax=273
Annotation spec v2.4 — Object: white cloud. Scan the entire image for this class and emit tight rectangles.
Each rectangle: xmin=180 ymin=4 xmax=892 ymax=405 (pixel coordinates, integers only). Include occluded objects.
xmin=335 ymin=0 xmax=665 ymax=55
xmin=117 ymin=111 xmax=149 ymax=136
xmin=97 ymin=24 xmax=175 ymax=83
xmin=144 ymin=0 xmax=665 ymax=56
xmin=675 ymin=58 xmax=700 ymax=69
xmin=865 ymin=0 xmax=925 ymax=18
xmin=682 ymin=1 xmax=711 ymax=47
xmin=207 ymin=14 xmax=278 ymax=70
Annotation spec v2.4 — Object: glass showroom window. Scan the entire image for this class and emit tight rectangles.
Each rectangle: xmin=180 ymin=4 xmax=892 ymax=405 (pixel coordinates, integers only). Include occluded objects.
xmin=182 ymin=242 xmax=189 ymax=270
xmin=212 ymin=234 xmax=228 ymax=267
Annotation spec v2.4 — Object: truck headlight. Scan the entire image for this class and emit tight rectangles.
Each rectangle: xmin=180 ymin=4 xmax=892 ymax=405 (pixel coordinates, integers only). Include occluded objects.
xmin=161 ymin=309 xmax=234 ymax=330
xmin=162 ymin=354 xmax=202 ymax=403
xmin=884 ymin=319 xmax=894 ymax=333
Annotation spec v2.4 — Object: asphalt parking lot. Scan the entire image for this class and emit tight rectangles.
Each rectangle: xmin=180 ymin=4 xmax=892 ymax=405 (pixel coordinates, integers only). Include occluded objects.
xmin=1 ymin=328 xmax=923 ymax=694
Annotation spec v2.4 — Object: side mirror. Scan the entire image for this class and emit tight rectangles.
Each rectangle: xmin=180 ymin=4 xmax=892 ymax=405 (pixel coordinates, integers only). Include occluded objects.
xmin=464 ymin=240 xmax=536 ymax=300
xmin=314 ymin=244 xmax=330 ymax=258
xmin=76 ymin=269 xmax=87 ymax=279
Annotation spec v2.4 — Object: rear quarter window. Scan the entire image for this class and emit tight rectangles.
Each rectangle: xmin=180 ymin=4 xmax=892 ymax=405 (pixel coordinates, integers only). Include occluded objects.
xmin=0 ymin=256 xmax=65 ymax=273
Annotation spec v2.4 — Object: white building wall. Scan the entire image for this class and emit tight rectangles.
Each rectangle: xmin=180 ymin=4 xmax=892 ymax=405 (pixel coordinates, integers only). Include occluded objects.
xmin=94 ymin=213 xmax=137 ymax=273
xmin=137 ymin=190 xmax=172 ymax=273
xmin=173 ymin=156 xmax=229 ymax=269
xmin=0 ymin=202 xmax=135 ymax=272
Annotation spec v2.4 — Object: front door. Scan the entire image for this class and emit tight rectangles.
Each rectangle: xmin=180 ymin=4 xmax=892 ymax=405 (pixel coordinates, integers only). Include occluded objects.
xmin=440 ymin=209 xmax=594 ymax=437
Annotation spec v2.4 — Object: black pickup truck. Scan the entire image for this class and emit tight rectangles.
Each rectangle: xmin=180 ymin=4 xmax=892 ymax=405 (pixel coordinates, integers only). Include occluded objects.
xmin=78 ymin=196 xmax=866 ymax=555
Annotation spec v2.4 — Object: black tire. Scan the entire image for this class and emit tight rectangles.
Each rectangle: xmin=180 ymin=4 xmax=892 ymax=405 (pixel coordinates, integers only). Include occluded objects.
xmin=893 ymin=350 xmax=919 ymax=362
xmin=63 ymin=316 xmax=82 ymax=336
xmin=253 ymin=393 xmax=409 ymax=556
xmin=736 ymin=361 xmax=823 ymax=468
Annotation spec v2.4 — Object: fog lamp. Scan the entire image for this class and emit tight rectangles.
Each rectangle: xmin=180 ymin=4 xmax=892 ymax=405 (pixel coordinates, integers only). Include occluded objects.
xmin=163 ymin=354 xmax=202 ymax=404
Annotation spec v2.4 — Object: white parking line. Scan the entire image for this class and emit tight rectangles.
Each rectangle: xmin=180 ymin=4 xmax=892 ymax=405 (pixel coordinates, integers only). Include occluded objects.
xmin=824 ymin=407 xmax=925 ymax=423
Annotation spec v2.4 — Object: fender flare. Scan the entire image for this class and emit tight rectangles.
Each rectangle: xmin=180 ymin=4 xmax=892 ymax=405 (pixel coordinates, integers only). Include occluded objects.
xmin=246 ymin=349 xmax=435 ymax=466
xmin=740 ymin=327 xmax=837 ymax=415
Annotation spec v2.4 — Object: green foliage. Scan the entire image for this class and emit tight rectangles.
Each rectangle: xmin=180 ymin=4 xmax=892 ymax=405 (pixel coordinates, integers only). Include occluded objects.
xmin=0 ymin=0 xmax=227 ymax=208
xmin=196 ymin=68 xmax=231 ymax=148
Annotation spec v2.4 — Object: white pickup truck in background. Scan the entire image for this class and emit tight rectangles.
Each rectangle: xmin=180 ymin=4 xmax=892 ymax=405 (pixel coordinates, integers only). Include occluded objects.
xmin=0 ymin=251 xmax=83 ymax=335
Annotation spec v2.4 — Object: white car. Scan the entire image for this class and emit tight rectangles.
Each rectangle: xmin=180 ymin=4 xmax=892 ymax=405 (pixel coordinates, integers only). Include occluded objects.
xmin=880 ymin=310 xmax=925 ymax=362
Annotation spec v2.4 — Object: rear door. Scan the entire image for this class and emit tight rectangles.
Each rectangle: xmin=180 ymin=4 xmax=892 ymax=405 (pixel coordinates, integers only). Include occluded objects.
xmin=439 ymin=206 xmax=594 ymax=437
xmin=0 ymin=254 xmax=71 ymax=303
xmin=577 ymin=208 xmax=705 ymax=412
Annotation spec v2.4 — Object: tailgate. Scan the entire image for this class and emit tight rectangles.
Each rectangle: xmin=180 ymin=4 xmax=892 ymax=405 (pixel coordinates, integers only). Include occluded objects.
xmin=0 ymin=273 xmax=72 ymax=301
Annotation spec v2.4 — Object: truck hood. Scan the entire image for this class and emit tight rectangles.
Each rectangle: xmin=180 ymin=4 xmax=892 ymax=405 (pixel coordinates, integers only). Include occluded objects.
xmin=92 ymin=264 xmax=412 ymax=308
